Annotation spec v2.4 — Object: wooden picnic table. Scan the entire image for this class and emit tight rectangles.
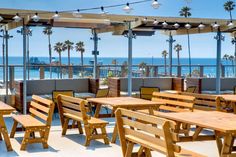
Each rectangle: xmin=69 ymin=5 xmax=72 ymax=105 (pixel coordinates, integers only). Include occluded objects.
xmin=87 ymin=97 xmax=163 ymax=143
xmin=157 ymin=111 xmax=236 ymax=157
xmin=217 ymin=95 xmax=236 ymax=113
xmin=0 ymin=101 xmax=15 ymax=151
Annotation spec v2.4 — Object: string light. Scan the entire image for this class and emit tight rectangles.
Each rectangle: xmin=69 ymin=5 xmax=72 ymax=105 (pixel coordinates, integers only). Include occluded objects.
xmin=162 ymin=21 xmax=168 ymax=27
xmin=185 ymin=23 xmax=191 ymax=29
xmin=0 ymin=16 xmax=3 ymax=22
xmin=152 ymin=0 xmax=160 ymax=9
xmin=31 ymin=13 xmax=40 ymax=22
xmin=212 ymin=22 xmax=220 ymax=29
xmin=100 ymin=6 xmax=108 ymax=16
xmin=173 ymin=22 xmax=180 ymax=29
xmin=198 ymin=22 xmax=205 ymax=30
xmin=13 ymin=13 xmax=22 ymax=22
xmin=153 ymin=19 xmax=158 ymax=25
xmin=52 ymin=11 xmax=60 ymax=19
xmin=123 ymin=3 xmax=132 ymax=13
xmin=228 ymin=21 xmax=234 ymax=27
xmin=143 ymin=17 xmax=148 ymax=24
xmin=72 ymin=9 xmax=82 ymax=18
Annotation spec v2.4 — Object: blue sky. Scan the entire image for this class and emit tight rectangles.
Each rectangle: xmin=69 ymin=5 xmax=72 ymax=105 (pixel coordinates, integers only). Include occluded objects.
xmin=1 ymin=0 xmax=235 ymax=58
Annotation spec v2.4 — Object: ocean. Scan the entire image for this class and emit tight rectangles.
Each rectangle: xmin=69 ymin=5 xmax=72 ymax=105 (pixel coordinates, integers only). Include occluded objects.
xmin=0 ymin=57 xmax=234 ymax=80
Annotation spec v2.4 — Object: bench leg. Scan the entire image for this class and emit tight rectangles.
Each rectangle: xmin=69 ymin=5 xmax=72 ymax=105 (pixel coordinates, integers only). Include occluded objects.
xmin=40 ymin=128 xmax=49 ymax=149
xmin=10 ymin=120 xmax=18 ymax=138
xmin=84 ymin=125 xmax=92 ymax=146
xmin=77 ymin=121 xmax=83 ymax=134
xmin=144 ymin=148 xmax=152 ymax=157
xmin=62 ymin=118 xmax=69 ymax=136
xmin=125 ymin=141 xmax=134 ymax=157
xmin=111 ymin=123 xmax=118 ymax=143
xmin=0 ymin=132 xmax=2 ymax=141
xmin=20 ymin=129 xmax=31 ymax=150
xmin=101 ymin=126 xmax=109 ymax=145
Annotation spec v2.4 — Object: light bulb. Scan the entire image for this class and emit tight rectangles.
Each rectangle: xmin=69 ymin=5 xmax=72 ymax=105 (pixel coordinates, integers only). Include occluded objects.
xmin=213 ymin=22 xmax=220 ymax=29
xmin=31 ymin=13 xmax=40 ymax=22
xmin=153 ymin=19 xmax=158 ymax=25
xmin=198 ymin=23 xmax=205 ymax=30
xmin=72 ymin=9 xmax=82 ymax=18
xmin=185 ymin=23 xmax=191 ymax=29
xmin=162 ymin=21 xmax=168 ymax=27
xmin=123 ymin=3 xmax=132 ymax=14
xmin=52 ymin=11 xmax=60 ymax=19
xmin=228 ymin=21 xmax=234 ymax=27
xmin=173 ymin=22 xmax=180 ymax=29
xmin=152 ymin=0 xmax=160 ymax=9
xmin=13 ymin=13 xmax=22 ymax=22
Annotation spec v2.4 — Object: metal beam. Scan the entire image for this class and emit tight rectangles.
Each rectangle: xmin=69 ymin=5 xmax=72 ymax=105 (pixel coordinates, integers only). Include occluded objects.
xmin=22 ymin=19 xmax=27 ymax=114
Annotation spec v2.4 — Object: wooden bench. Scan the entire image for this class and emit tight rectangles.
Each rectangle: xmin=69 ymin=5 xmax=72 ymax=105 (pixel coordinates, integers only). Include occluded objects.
xmin=152 ymin=92 xmax=195 ymax=112
xmin=57 ymin=95 xmax=109 ymax=146
xmin=179 ymin=92 xmax=231 ymax=112
xmin=10 ymin=95 xmax=55 ymax=150
xmin=146 ymin=92 xmax=196 ymax=136
xmin=116 ymin=109 xmax=206 ymax=157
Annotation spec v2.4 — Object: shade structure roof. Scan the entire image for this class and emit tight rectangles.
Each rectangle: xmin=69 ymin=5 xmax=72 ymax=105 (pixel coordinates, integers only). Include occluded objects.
xmin=0 ymin=8 xmax=235 ymax=36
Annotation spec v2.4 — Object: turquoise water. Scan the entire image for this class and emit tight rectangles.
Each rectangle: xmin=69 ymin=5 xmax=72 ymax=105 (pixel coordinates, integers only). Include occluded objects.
xmin=0 ymin=57 xmax=234 ymax=80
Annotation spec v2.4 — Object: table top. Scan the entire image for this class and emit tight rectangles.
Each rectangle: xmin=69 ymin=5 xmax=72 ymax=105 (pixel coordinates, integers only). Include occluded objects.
xmin=87 ymin=97 xmax=162 ymax=108
xmin=218 ymin=94 xmax=236 ymax=102
xmin=0 ymin=101 xmax=15 ymax=115
xmin=157 ymin=111 xmax=236 ymax=133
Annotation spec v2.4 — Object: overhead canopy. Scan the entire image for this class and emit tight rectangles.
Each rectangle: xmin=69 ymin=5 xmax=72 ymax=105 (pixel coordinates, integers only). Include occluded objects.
xmin=0 ymin=8 xmax=235 ymax=36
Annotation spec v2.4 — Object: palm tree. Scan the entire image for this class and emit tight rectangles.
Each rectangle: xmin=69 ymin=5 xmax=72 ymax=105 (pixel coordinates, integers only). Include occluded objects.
xmin=54 ymin=42 xmax=66 ymax=78
xmin=139 ymin=62 xmax=147 ymax=76
xmin=162 ymin=50 xmax=168 ymax=75
xmin=43 ymin=27 xmax=53 ymax=78
xmin=179 ymin=6 xmax=192 ymax=76
xmin=64 ymin=40 xmax=74 ymax=66
xmin=224 ymin=1 xmax=235 ymax=21
xmin=229 ymin=55 xmax=235 ymax=75
xmin=174 ymin=44 xmax=182 ymax=66
xmin=112 ymin=59 xmax=118 ymax=76
xmin=223 ymin=54 xmax=230 ymax=77
xmin=75 ymin=41 xmax=85 ymax=66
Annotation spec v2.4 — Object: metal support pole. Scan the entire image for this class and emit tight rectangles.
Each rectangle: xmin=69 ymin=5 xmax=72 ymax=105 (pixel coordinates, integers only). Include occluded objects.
xmin=23 ymin=21 xmax=27 ymax=114
xmin=5 ymin=30 xmax=8 ymax=103
xmin=166 ymin=32 xmax=175 ymax=76
xmin=126 ymin=21 xmax=135 ymax=96
xmin=91 ymin=29 xmax=100 ymax=79
xmin=215 ymin=30 xmax=224 ymax=94
xmin=27 ymin=30 xmax=29 ymax=80
xmin=1 ymin=30 xmax=5 ymax=84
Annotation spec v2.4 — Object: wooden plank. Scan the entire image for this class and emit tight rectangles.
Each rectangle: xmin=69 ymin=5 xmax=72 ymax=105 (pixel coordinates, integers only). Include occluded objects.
xmin=124 ymin=128 xmax=166 ymax=148
xmin=29 ymin=108 xmax=48 ymax=121
xmin=32 ymin=95 xmax=52 ymax=106
xmin=152 ymin=98 xmax=193 ymax=109
xmin=152 ymin=92 xmax=195 ymax=102
xmin=30 ymin=101 xmax=49 ymax=114
xmin=122 ymin=117 xmax=165 ymax=137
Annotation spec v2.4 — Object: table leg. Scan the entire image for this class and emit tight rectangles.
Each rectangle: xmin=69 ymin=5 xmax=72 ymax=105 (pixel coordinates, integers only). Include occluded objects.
xmin=148 ymin=108 xmax=154 ymax=115
xmin=0 ymin=115 xmax=13 ymax=151
xmin=221 ymin=134 xmax=234 ymax=156
xmin=215 ymin=131 xmax=223 ymax=155
xmin=94 ymin=104 xmax=102 ymax=118
xmin=233 ymin=102 xmax=236 ymax=114
xmin=111 ymin=123 xmax=118 ymax=143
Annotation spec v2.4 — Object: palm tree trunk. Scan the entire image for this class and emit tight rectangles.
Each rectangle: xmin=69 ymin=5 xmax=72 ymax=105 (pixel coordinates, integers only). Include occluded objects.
xmin=59 ymin=53 xmax=62 ymax=78
xmin=230 ymin=11 xmax=233 ymax=21
xmin=81 ymin=52 xmax=84 ymax=77
xmin=187 ymin=30 xmax=192 ymax=77
xmin=48 ymin=34 xmax=52 ymax=79
xmin=177 ymin=51 xmax=180 ymax=66
xmin=68 ymin=48 xmax=70 ymax=66
xmin=164 ymin=56 xmax=167 ymax=75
